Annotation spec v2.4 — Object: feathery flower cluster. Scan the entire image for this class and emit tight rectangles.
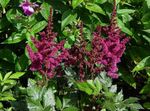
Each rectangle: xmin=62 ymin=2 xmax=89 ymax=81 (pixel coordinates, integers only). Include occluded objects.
xmin=26 ymin=9 xmax=68 ymax=78
xmin=20 ymin=0 xmax=38 ymax=16
xmin=91 ymin=0 xmax=129 ymax=78
xmin=66 ymin=0 xmax=129 ymax=79
xmin=27 ymin=0 xmax=129 ymax=80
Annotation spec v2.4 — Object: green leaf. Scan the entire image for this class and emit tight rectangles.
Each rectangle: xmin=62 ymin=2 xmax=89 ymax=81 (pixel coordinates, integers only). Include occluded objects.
xmin=27 ymin=98 xmax=43 ymax=111
xmin=0 ymin=0 xmax=10 ymax=8
xmin=9 ymin=72 xmax=25 ymax=79
xmin=63 ymin=107 xmax=79 ymax=111
xmin=43 ymin=88 xmax=55 ymax=108
xmin=76 ymin=82 xmax=93 ymax=95
xmin=143 ymin=29 xmax=150 ymax=34
xmin=0 ymin=49 xmax=17 ymax=63
xmin=145 ymin=0 xmax=150 ymax=8
xmin=117 ymin=9 xmax=135 ymax=14
xmin=132 ymin=56 xmax=150 ymax=72
xmin=72 ymin=0 xmax=83 ymax=9
xmin=31 ymin=21 xmax=47 ymax=33
xmin=124 ymin=97 xmax=139 ymax=104
xmin=40 ymin=2 xmax=51 ymax=20
xmin=56 ymin=97 xmax=62 ymax=110
xmin=129 ymin=103 xmax=143 ymax=110
xmin=61 ymin=10 xmax=77 ymax=30
xmin=2 ymin=32 xmax=26 ymax=44
xmin=15 ymin=54 xmax=29 ymax=71
xmin=0 ymin=92 xmax=16 ymax=101
xmin=140 ymin=81 xmax=150 ymax=94
xmin=94 ymin=0 xmax=107 ymax=4
xmin=143 ymin=102 xmax=150 ymax=109
xmin=94 ymin=77 xmax=102 ymax=92
xmin=3 ymin=72 xmax=12 ymax=80
xmin=85 ymin=3 xmax=105 ymax=15
xmin=27 ymin=79 xmax=41 ymax=100
xmin=117 ymin=18 xmax=133 ymax=36
xmin=0 ymin=73 xmax=3 ymax=81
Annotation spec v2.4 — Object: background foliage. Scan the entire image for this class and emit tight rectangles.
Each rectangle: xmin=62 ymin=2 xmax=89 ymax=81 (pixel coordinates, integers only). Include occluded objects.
xmin=0 ymin=0 xmax=150 ymax=110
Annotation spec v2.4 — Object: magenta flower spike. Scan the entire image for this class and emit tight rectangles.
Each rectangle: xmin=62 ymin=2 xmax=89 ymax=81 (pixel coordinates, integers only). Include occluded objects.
xmin=20 ymin=0 xmax=38 ymax=16
xmin=26 ymin=8 xmax=69 ymax=78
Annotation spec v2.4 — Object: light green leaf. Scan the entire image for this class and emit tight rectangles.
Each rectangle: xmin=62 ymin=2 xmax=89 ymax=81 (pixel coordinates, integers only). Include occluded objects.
xmin=72 ymin=0 xmax=83 ymax=9
xmin=61 ymin=10 xmax=77 ymax=30
xmin=76 ymin=82 xmax=93 ymax=95
xmin=63 ymin=107 xmax=79 ymax=111
xmin=94 ymin=77 xmax=102 ymax=92
xmin=43 ymin=88 xmax=55 ymax=108
xmin=143 ymin=29 xmax=150 ymax=34
xmin=40 ymin=2 xmax=51 ymax=20
xmin=0 ymin=0 xmax=10 ymax=8
xmin=117 ymin=9 xmax=135 ymax=14
xmin=132 ymin=56 xmax=150 ymax=72
xmin=31 ymin=21 xmax=47 ymax=33
xmin=9 ymin=72 xmax=25 ymax=79
xmin=2 ymin=32 xmax=26 ymax=44
xmin=145 ymin=0 xmax=150 ymax=8
xmin=0 ymin=73 xmax=3 ymax=81
xmin=3 ymin=72 xmax=12 ymax=80
xmin=85 ymin=3 xmax=105 ymax=15
xmin=56 ymin=97 xmax=62 ymax=110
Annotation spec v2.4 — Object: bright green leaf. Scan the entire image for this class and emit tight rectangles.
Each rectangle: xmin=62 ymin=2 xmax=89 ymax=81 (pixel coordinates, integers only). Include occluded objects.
xmin=85 ymin=3 xmax=105 ymax=15
xmin=132 ymin=56 xmax=150 ymax=72
xmin=61 ymin=10 xmax=77 ymax=30
xmin=31 ymin=21 xmax=47 ymax=33
xmin=0 ymin=0 xmax=10 ymax=8
xmin=2 ymin=33 xmax=25 ymax=44
xmin=117 ymin=9 xmax=135 ymax=14
xmin=9 ymin=72 xmax=25 ymax=79
xmin=63 ymin=107 xmax=79 ymax=111
xmin=40 ymin=2 xmax=51 ymax=20
xmin=72 ymin=0 xmax=83 ymax=9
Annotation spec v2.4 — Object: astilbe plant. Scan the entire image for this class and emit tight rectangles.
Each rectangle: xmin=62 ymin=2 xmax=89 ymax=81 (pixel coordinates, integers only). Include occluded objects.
xmin=27 ymin=0 xmax=129 ymax=80
xmin=91 ymin=0 xmax=129 ymax=78
xmin=66 ymin=0 xmax=129 ymax=80
xmin=26 ymin=8 xmax=69 ymax=78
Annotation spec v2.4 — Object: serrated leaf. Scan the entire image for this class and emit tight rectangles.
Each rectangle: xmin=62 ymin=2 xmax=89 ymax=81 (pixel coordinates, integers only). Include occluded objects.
xmin=61 ymin=10 xmax=77 ymax=30
xmin=72 ymin=0 xmax=83 ymax=9
xmin=124 ymin=97 xmax=139 ymax=104
xmin=9 ymin=72 xmax=25 ymax=79
xmin=94 ymin=77 xmax=102 ymax=92
xmin=27 ymin=79 xmax=41 ymax=100
xmin=27 ymin=98 xmax=43 ymax=111
xmin=129 ymin=103 xmax=143 ymax=110
xmin=132 ymin=56 xmax=150 ymax=72
xmin=31 ymin=21 xmax=47 ymax=33
xmin=43 ymin=88 xmax=55 ymax=108
xmin=85 ymin=3 xmax=105 ymax=15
